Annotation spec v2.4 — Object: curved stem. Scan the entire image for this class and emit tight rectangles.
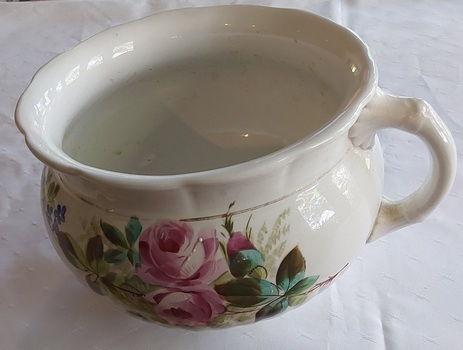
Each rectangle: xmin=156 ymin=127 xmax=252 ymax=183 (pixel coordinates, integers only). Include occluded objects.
xmin=91 ymin=271 xmax=145 ymax=297
xmin=305 ymin=263 xmax=349 ymax=295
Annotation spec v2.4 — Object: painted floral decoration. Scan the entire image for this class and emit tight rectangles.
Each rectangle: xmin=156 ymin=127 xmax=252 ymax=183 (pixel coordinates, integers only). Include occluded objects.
xmin=136 ymin=220 xmax=227 ymax=286
xmin=42 ymin=169 xmax=346 ymax=327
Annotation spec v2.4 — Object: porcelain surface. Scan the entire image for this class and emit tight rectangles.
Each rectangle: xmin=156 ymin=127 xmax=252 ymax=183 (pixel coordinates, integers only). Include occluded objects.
xmin=15 ymin=5 xmax=456 ymax=328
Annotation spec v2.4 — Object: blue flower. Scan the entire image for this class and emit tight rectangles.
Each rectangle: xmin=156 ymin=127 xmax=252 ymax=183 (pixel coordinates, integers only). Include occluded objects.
xmin=51 ymin=218 xmax=59 ymax=234
xmin=54 ymin=204 xmax=67 ymax=225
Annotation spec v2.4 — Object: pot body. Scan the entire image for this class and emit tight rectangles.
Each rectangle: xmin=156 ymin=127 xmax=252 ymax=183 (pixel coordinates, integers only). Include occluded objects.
xmin=18 ymin=5 xmax=456 ymax=329
xmin=41 ymin=134 xmax=383 ymax=328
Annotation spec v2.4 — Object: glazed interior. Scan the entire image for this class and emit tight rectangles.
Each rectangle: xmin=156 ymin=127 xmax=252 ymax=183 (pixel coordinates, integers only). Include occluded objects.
xmin=18 ymin=6 xmax=374 ymax=176
xmin=63 ymin=37 xmax=346 ymax=175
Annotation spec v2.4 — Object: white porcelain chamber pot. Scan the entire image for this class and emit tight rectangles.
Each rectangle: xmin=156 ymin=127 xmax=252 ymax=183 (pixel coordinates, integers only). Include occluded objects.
xmin=15 ymin=6 xmax=456 ymax=328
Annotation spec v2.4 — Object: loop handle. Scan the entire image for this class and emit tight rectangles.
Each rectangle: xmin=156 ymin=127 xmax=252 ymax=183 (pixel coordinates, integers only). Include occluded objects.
xmin=349 ymin=89 xmax=457 ymax=242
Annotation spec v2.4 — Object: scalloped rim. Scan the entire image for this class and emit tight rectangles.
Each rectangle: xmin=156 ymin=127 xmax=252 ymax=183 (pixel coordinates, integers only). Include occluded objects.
xmin=15 ymin=5 xmax=377 ymax=189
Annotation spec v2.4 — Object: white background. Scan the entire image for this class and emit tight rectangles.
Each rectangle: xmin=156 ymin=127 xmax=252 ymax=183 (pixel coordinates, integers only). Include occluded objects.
xmin=1 ymin=1 xmax=462 ymax=349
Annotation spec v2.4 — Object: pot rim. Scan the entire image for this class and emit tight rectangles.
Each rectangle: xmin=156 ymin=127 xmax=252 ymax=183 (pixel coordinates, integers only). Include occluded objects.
xmin=15 ymin=5 xmax=378 ymax=189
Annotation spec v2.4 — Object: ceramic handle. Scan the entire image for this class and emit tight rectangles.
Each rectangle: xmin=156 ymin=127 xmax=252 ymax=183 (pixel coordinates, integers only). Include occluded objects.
xmin=349 ymin=88 xmax=457 ymax=242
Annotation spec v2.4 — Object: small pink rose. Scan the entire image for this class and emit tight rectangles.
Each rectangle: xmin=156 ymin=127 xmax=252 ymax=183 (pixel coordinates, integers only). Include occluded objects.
xmin=150 ymin=285 xmax=225 ymax=327
xmin=226 ymin=231 xmax=256 ymax=257
xmin=137 ymin=220 xmax=227 ymax=285
xmin=226 ymin=231 xmax=265 ymax=277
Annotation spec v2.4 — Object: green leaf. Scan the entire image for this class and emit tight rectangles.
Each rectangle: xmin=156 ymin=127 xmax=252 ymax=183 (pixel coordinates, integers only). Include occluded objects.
xmin=256 ymin=222 xmax=268 ymax=252
xmin=263 ymin=208 xmax=290 ymax=257
xmin=255 ymin=297 xmax=289 ymax=322
xmin=248 ymin=266 xmax=268 ymax=280
xmin=229 ymin=249 xmax=265 ymax=278
xmin=56 ymin=231 xmax=88 ymax=271
xmin=53 ymin=183 xmax=60 ymax=198
xmin=47 ymin=182 xmax=55 ymax=199
xmin=96 ymin=260 xmax=110 ymax=276
xmin=127 ymin=249 xmax=141 ymax=267
xmin=215 ymin=278 xmax=279 ymax=307
xmin=219 ymin=241 xmax=227 ymax=259
xmin=124 ymin=274 xmax=159 ymax=295
xmin=276 ymin=246 xmax=306 ymax=292
xmin=104 ymin=248 xmax=128 ymax=263
xmin=286 ymin=275 xmax=319 ymax=297
xmin=85 ymin=274 xmax=105 ymax=295
xmin=223 ymin=215 xmax=234 ymax=236
xmin=211 ymin=271 xmax=234 ymax=286
xmin=245 ymin=214 xmax=253 ymax=240
xmin=86 ymin=235 xmax=104 ymax=267
xmin=228 ymin=201 xmax=236 ymax=211
xmin=288 ymin=295 xmax=308 ymax=307
xmin=47 ymin=182 xmax=60 ymax=202
xmin=104 ymin=272 xmax=126 ymax=286
xmin=99 ymin=279 xmax=164 ymax=324
xmin=100 ymin=220 xmax=129 ymax=249
xmin=125 ymin=217 xmax=142 ymax=247
xmin=262 ymin=208 xmax=290 ymax=277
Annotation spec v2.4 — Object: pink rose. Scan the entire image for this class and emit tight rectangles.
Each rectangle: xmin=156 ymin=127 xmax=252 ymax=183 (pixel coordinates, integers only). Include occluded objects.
xmin=226 ymin=231 xmax=265 ymax=278
xmin=150 ymin=285 xmax=225 ymax=327
xmin=226 ymin=231 xmax=256 ymax=256
xmin=137 ymin=220 xmax=227 ymax=285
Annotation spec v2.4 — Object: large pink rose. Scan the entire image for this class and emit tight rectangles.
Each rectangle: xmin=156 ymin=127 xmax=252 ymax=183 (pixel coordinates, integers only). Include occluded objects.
xmin=150 ymin=285 xmax=225 ymax=327
xmin=137 ymin=220 xmax=227 ymax=285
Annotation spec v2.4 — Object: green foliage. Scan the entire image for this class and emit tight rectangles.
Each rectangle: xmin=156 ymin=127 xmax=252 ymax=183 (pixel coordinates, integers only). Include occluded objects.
xmin=125 ymin=217 xmax=142 ymax=247
xmin=261 ymin=208 xmax=290 ymax=277
xmin=56 ymin=216 xmax=150 ymax=313
xmin=100 ymin=218 xmax=142 ymax=267
xmin=127 ymin=249 xmax=141 ymax=267
xmin=222 ymin=201 xmax=236 ymax=235
xmin=56 ymin=231 xmax=88 ymax=272
xmin=288 ymin=294 xmax=308 ymax=307
xmin=286 ymin=276 xmax=319 ymax=297
xmin=215 ymin=278 xmax=279 ymax=307
xmin=255 ymin=297 xmax=289 ymax=322
xmin=45 ymin=171 xmax=164 ymax=321
xmin=219 ymin=241 xmax=227 ymax=259
xmin=216 ymin=212 xmax=320 ymax=323
xmin=53 ymin=199 xmax=329 ymax=326
xmin=248 ymin=266 xmax=268 ymax=280
xmin=276 ymin=246 xmax=306 ymax=292
xmin=85 ymin=274 xmax=104 ymax=295
xmin=104 ymin=248 xmax=128 ymax=263
xmin=256 ymin=221 xmax=268 ymax=252
xmin=86 ymin=235 xmax=104 ymax=268
xmin=245 ymin=214 xmax=253 ymax=240
xmin=46 ymin=182 xmax=60 ymax=203
xmin=229 ymin=249 xmax=265 ymax=278
xmin=100 ymin=221 xmax=129 ymax=249
xmin=263 ymin=208 xmax=290 ymax=257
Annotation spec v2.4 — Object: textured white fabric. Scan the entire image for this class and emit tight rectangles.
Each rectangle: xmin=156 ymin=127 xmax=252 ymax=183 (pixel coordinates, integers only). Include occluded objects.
xmin=1 ymin=1 xmax=462 ymax=349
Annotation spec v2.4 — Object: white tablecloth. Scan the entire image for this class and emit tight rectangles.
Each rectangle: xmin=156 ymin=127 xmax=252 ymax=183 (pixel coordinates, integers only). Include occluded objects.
xmin=1 ymin=1 xmax=462 ymax=349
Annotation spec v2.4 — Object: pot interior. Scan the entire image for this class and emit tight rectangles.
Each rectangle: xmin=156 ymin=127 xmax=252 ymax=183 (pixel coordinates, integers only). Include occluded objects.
xmin=63 ymin=37 xmax=346 ymax=175
xmin=22 ymin=7 xmax=372 ymax=176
